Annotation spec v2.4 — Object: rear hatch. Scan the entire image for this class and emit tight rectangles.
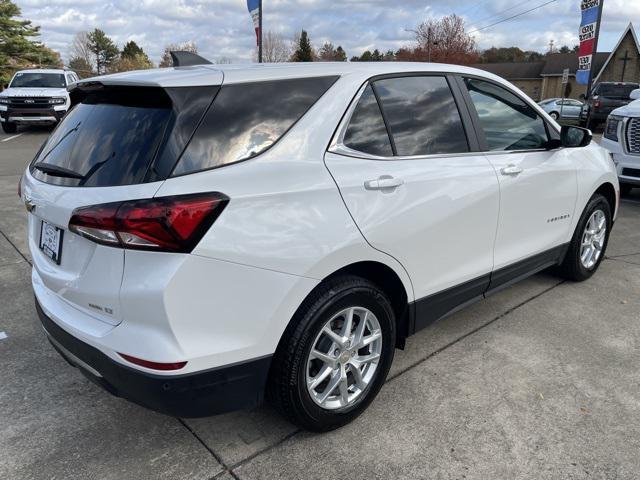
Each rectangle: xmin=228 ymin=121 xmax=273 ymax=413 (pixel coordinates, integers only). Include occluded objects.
xmin=24 ymin=76 xmax=221 ymax=326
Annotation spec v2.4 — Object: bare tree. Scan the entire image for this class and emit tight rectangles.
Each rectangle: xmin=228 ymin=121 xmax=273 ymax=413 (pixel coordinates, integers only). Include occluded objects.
xmin=261 ymin=31 xmax=290 ymax=63
xmin=159 ymin=41 xmax=198 ymax=67
xmin=69 ymin=31 xmax=93 ymax=69
xmin=409 ymin=14 xmax=479 ymax=65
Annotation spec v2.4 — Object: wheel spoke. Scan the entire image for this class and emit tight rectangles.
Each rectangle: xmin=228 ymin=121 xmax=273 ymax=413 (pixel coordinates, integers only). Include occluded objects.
xmin=318 ymin=371 xmax=342 ymax=404
xmin=310 ymin=349 xmax=336 ymax=368
xmin=308 ymin=365 xmax=333 ymax=391
xmin=342 ymin=307 xmax=355 ymax=338
xmin=339 ymin=367 xmax=349 ymax=406
xmin=322 ymin=326 xmax=344 ymax=347
xmin=353 ymin=310 xmax=368 ymax=346
xmin=350 ymin=364 xmax=366 ymax=390
xmin=360 ymin=330 xmax=382 ymax=348
xmin=356 ymin=353 xmax=380 ymax=365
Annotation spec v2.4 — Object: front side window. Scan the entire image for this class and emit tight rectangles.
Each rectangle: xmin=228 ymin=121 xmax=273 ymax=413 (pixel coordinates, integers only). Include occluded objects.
xmin=172 ymin=76 xmax=338 ymax=176
xmin=464 ymin=77 xmax=550 ymax=151
xmin=343 ymin=84 xmax=393 ymax=156
xmin=10 ymin=72 xmax=66 ymax=88
xmin=373 ymin=76 xmax=469 ymax=156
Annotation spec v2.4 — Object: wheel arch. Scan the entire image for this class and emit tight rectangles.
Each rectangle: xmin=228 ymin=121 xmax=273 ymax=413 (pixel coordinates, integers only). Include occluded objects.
xmin=277 ymin=260 xmax=413 ymax=356
xmin=593 ymin=181 xmax=617 ymax=219
xmin=323 ymin=261 xmax=412 ymax=347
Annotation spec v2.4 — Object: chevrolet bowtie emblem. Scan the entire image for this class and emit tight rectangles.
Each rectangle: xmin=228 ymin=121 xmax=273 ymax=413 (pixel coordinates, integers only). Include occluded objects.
xmin=24 ymin=198 xmax=36 ymax=213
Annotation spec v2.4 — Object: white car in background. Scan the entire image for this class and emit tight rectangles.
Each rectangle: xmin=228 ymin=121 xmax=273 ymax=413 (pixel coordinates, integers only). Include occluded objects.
xmin=0 ymin=69 xmax=79 ymax=133
xmin=601 ymin=88 xmax=640 ymax=194
xmin=21 ymin=61 xmax=619 ymax=431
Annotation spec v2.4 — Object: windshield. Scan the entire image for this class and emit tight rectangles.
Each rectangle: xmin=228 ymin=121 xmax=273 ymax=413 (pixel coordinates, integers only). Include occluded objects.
xmin=10 ymin=72 xmax=66 ymax=88
xmin=596 ymin=83 xmax=639 ymax=99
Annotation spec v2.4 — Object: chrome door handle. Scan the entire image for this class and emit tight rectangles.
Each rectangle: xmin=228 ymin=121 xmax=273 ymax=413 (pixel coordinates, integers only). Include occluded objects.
xmin=500 ymin=164 xmax=523 ymax=176
xmin=364 ymin=176 xmax=404 ymax=191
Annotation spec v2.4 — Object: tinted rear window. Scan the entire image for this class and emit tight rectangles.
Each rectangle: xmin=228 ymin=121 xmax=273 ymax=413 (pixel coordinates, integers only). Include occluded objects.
xmin=172 ymin=76 xmax=338 ymax=176
xmin=373 ymin=76 xmax=469 ymax=156
xmin=343 ymin=84 xmax=393 ymax=156
xmin=596 ymin=83 xmax=639 ymax=98
xmin=31 ymin=87 xmax=172 ymax=187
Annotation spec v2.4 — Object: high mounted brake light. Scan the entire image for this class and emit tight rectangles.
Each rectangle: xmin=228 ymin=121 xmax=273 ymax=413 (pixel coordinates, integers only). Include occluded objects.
xmin=69 ymin=192 xmax=229 ymax=253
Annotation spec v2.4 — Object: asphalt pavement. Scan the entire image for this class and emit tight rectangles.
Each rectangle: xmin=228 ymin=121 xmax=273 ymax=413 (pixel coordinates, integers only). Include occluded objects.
xmin=1 ymin=126 xmax=639 ymax=479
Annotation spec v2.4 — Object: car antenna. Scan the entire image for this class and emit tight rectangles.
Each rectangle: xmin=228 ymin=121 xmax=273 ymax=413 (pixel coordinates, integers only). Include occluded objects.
xmin=170 ymin=51 xmax=212 ymax=67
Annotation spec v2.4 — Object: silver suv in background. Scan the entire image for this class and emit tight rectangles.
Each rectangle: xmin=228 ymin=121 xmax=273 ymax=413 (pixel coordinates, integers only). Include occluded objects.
xmin=0 ymin=69 xmax=79 ymax=133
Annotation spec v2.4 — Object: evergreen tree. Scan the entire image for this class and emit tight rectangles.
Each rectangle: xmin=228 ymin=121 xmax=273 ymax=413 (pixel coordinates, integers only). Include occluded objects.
xmin=293 ymin=30 xmax=313 ymax=62
xmin=0 ymin=0 xmax=62 ymax=85
xmin=87 ymin=28 xmax=119 ymax=74
xmin=335 ymin=46 xmax=347 ymax=62
xmin=121 ymin=40 xmax=144 ymax=59
xmin=68 ymin=56 xmax=94 ymax=78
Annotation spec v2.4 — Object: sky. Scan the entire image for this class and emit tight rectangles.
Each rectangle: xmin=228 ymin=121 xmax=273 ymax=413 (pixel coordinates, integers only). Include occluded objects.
xmin=15 ymin=0 xmax=640 ymax=64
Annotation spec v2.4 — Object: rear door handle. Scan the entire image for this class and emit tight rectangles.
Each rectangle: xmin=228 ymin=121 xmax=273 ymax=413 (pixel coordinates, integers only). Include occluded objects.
xmin=500 ymin=164 xmax=523 ymax=176
xmin=364 ymin=176 xmax=404 ymax=191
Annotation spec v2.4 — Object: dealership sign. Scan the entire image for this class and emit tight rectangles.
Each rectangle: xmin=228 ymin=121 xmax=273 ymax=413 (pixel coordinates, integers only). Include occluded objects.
xmin=577 ymin=0 xmax=604 ymax=85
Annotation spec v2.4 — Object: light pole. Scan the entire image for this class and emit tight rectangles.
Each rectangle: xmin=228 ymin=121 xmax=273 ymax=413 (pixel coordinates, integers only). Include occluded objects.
xmin=405 ymin=27 xmax=434 ymax=62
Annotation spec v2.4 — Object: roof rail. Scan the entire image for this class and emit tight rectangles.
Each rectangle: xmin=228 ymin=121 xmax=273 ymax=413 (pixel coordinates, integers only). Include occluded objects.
xmin=170 ymin=51 xmax=212 ymax=67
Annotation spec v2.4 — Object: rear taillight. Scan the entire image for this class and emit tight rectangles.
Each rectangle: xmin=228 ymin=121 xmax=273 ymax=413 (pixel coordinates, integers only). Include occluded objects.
xmin=69 ymin=192 xmax=228 ymax=253
xmin=594 ymin=100 xmax=602 ymax=109
xmin=18 ymin=175 xmax=22 ymax=198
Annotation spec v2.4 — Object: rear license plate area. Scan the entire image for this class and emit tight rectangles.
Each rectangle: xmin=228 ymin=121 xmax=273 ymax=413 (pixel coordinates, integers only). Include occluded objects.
xmin=39 ymin=220 xmax=63 ymax=265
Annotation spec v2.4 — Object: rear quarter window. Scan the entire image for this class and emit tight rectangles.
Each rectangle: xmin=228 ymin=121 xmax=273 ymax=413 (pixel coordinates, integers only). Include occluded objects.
xmin=171 ymin=76 xmax=338 ymax=176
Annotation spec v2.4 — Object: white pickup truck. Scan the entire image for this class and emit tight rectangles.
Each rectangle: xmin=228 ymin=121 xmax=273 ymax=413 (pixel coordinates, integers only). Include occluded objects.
xmin=0 ymin=68 xmax=79 ymax=133
xmin=601 ymin=89 xmax=640 ymax=194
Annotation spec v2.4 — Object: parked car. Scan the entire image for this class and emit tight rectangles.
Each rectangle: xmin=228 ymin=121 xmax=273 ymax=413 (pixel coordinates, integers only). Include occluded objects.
xmin=579 ymin=81 xmax=640 ymax=127
xmin=21 ymin=61 xmax=619 ymax=431
xmin=538 ymin=98 xmax=584 ymax=120
xmin=600 ymin=88 xmax=640 ymax=195
xmin=0 ymin=68 xmax=79 ymax=133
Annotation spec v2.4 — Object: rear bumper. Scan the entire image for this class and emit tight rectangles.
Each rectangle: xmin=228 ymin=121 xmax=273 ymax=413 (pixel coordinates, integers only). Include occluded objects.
xmin=36 ymin=298 xmax=272 ymax=417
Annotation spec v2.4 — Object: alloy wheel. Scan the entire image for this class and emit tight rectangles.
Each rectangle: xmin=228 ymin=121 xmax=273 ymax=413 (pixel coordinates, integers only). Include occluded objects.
xmin=305 ymin=306 xmax=383 ymax=410
xmin=580 ymin=209 xmax=606 ymax=269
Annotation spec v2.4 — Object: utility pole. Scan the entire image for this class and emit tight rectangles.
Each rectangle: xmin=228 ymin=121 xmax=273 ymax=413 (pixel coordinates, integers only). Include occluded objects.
xmin=258 ymin=0 xmax=263 ymax=63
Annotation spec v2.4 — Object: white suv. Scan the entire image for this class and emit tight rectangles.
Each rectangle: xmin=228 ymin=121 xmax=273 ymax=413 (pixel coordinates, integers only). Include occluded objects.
xmin=0 ymin=68 xmax=78 ymax=133
xmin=601 ymin=88 xmax=640 ymax=195
xmin=21 ymin=62 xmax=619 ymax=431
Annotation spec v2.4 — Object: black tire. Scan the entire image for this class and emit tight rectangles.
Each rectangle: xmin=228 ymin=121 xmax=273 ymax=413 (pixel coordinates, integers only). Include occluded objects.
xmin=556 ymin=193 xmax=611 ymax=281
xmin=268 ymin=275 xmax=396 ymax=431
xmin=2 ymin=122 xmax=17 ymax=134
xmin=549 ymin=111 xmax=560 ymax=120
xmin=620 ymin=184 xmax=633 ymax=196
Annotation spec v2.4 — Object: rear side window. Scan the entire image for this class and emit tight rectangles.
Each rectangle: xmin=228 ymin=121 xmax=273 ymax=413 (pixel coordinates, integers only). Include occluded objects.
xmin=172 ymin=76 xmax=338 ymax=176
xmin=31 ymin=87 xmax=173 ymax=187
xmin=464 ymin=78 xmax=550 ymax=151
xmin=373 ymin=76 xmax=469 ymax=156
xmin=343 ymin=84 xmax=393 ymax=156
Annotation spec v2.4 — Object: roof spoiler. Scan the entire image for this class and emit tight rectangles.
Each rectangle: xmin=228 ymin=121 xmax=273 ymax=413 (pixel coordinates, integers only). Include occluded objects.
xmin=170 ymin=51 xmax=212 ymax=67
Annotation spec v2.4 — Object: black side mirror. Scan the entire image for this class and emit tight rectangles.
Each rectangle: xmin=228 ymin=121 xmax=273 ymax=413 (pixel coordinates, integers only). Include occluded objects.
xmin=561 ymin=125 xmax=592 ymax=148
xmin=578 ymin=93 xmax=586 ymax=100
xmin=3 ymin=84 xmax=7 ymax=89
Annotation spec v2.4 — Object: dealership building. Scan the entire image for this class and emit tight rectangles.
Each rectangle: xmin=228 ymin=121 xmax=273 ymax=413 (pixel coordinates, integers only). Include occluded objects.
xmin=474 ymin=23 xmax=640 ymax=101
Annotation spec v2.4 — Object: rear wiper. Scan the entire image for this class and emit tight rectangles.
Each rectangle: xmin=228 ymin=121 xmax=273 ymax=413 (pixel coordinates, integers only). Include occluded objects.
xmin=34 ymin=163 xmax=85 ymax=179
